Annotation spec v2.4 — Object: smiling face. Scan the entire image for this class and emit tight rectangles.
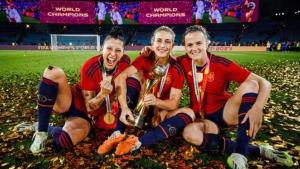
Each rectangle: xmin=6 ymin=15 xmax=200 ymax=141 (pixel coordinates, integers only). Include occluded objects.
xmin=102 ymin=38 xmax=124 ymax=70
xmin=151 ymin=31 xmax=174 ymax=59
xmin=184 ymin=31 xmax=208 ymax=62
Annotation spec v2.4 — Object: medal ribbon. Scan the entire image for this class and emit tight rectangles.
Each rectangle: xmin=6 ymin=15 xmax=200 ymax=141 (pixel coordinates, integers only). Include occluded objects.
xmin=99 ymin=58 xmax=116 ymax=113
xmin=192 ymin=59 xmax=210 ymax=118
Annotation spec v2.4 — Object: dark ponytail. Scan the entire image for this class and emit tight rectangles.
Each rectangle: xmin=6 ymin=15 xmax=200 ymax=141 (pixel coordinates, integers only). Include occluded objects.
xmin=103 ymin=26 xmax=125 ymax=45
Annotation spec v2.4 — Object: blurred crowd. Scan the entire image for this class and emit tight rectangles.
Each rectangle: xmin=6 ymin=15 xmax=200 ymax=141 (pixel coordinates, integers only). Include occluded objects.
xmin=208 ymin=40 xmax=300 ymax=51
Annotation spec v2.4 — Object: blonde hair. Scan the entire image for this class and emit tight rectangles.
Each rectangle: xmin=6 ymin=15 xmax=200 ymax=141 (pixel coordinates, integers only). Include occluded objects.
xmin=151 ymin=26 xmax=175 ymax=44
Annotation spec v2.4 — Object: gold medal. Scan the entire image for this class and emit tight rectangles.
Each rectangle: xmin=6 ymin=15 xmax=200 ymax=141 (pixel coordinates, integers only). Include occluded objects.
xmin=101 ymin=64 xmax=115 ymax=125
xmin=104 ymin=112 xmax=115 ymax=125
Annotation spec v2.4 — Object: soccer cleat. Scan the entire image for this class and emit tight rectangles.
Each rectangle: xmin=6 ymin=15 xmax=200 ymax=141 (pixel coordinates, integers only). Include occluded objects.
xmin=259 ymin=144 xmax=293 ymax=167
xmin=30 ymin=131 xmax=48 ymax=154
xmin=15 ymin=122 xmax=38 ymax=132
xmin=227 ymin=153 xmax=248 ymax=169
xmin=97 ymin=131 xmax=126 ymax=155
xmin=115 ymin=135 xmax=141 ymax=156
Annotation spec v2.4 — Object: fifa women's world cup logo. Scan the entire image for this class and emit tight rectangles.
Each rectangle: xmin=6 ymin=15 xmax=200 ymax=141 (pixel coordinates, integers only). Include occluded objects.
xmin=131 ymin=65 xmax=168 ymax=128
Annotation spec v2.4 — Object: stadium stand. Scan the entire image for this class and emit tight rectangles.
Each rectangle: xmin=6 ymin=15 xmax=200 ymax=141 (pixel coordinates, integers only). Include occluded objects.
xmin=0 ymin=20 xmax=298 ymax=47
xmin=0 ymin=0 xmax=299 ymax=51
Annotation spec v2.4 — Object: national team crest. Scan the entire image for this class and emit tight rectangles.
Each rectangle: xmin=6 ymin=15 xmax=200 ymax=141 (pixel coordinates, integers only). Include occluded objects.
xmin=168 ymin=124 xmax=177 ymax=136
xmin=165 ymin=75 xmax=172 ymax=85
xmin=207 ymin=72 xmax=215 ymax=82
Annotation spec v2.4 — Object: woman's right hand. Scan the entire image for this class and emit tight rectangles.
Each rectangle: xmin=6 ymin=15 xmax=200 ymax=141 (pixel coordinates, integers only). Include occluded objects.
xmin=141 ymin=46 xmax=154 ymax=57
xmin=119 ymin=107 xmax=135 ymax=127
xmin=99 ymin=77 xmax=113 ymax=97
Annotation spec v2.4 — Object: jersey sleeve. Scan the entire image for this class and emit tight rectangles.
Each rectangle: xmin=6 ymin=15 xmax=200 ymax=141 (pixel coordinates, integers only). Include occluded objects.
xmin=80 ymin=59 xmax=98 ymax=91
xmin=226 ymin=61 xmax=251 ymax=83
xmin=114 ymin=54 xmax=131 ymax=78
xmin=176 ymin=56 xmax=188 ymax=77
xmin=131 ymin=55 xmax=146 ymax=71
xmin=118 ymin=54 xmax=131 ymax=71
xmin=171 ymin=64 xmax=184 ymax=89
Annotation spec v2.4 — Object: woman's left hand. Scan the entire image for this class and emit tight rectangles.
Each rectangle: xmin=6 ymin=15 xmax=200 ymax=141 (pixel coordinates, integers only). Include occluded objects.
xmin=144 ymin=94 xmax=157 ymax=106
xmin=241 ymin=106 xmax=263 ymax=138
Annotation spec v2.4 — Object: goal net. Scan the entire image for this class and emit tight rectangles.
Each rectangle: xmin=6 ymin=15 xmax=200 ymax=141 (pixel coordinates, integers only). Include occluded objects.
xmin=50 ymin=34 xmax=101 ymax=51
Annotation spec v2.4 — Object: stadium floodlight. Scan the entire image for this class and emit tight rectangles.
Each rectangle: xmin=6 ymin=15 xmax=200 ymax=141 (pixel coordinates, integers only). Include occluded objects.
xmin=50 ymin=34 xmax=101 ymax=51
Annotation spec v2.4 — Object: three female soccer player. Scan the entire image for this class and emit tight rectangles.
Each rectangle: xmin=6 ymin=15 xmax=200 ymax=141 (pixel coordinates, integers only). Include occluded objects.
xmin=25 ymin=25 xmax=292 ymax=169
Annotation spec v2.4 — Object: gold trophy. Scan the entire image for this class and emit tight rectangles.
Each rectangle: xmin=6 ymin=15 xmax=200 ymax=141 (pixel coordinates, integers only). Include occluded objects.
xmin=132 ymin=65 xmax=168 ymax=128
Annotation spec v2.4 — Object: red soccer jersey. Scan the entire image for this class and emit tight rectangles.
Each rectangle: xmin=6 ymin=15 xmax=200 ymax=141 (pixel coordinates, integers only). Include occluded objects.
xmin=131 ymin=55 xmax=184 ymax=100
xmin=178 ymin=53 xmax=250 ymax=116
xmin=72 ymin=54 xmax=130 ymax=116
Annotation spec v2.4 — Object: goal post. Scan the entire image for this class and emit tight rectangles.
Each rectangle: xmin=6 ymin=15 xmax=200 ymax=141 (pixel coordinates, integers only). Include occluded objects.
xmin=50 ymin=34 xmax=101 ymax=51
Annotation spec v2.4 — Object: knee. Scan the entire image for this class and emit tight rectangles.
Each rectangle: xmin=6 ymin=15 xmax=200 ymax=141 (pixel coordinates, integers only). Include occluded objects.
xmin=64 ymin=119 xmax=90 ymax=134
xmin=43 ymin=66 xmax=66 ymax=82
xmin=177 ymin=107 xmax=196 ymax=121
xmin=63 ymin=123 xmax=78 ymax=132
xmin=128 ymin=71 xmax=144 ymax=84
xmin=204 ymin=120 xmax=219 ymax=134
xmin=63 ymin=122 xmax=90 ymax=145
xmin=240 ymin=80 xmax=259 ymax=93
xmin=183 ymin=123 xmax=204 ymax=146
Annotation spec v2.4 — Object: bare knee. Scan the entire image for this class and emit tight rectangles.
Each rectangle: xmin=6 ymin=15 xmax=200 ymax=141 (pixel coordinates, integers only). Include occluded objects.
xmin=203 ymin=120 xmax=219 ymax=134
xmin=183 ymin=123 xmax=204 ymax=146
xmin=239 ymin=80 xmax=259 ymax=94
xmin=174 ymin=107 xmax=196 ymax=121
xmin=64 ymin=120 xmax=91 ymax=133
xmin=63 ymin=118 xmax=91 ymax=145
xmin=43 ymin=66 xmax=66 ymax=83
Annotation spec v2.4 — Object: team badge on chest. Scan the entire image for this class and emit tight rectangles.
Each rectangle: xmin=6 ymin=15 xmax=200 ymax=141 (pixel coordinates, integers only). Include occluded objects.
xmin=207 ymin=72 xmax=215 ymax=82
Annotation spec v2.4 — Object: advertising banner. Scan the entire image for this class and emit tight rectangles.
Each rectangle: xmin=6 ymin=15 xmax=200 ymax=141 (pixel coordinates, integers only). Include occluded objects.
xmin=139 ymin=1 xmax=193 ymax=24
xmin=40 ymin=0 xmax=95 ymax=24
xmin=0 ymin=0 xmax=260 ymax=24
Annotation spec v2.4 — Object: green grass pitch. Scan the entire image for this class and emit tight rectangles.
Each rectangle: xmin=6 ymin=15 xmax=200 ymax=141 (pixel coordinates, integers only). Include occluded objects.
xmin=0 ymin=50 xmax=299 ymax=75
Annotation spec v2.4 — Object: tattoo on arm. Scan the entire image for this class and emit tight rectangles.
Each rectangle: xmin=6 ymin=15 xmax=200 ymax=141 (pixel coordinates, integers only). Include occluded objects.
xmin=83 ymin=91 xmax=95 ymax=101
xmin=83 ymin=90 xmax=96 ymax=111
xmin=98 ymin=99 xmax=104 ymax=107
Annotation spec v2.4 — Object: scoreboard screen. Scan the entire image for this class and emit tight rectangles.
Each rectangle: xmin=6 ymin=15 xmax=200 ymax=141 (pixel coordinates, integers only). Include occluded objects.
xmin=0 ymin=0 xmax=259 ymax=24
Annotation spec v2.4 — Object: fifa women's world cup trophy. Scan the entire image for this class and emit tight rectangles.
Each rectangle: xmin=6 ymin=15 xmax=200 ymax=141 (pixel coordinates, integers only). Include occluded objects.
xmin=132 ymin=65 xmax=168 ymax=128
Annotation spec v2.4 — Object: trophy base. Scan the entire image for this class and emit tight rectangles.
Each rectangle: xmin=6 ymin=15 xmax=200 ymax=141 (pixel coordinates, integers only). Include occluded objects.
xmin=134 ymin=115 xmax=146 ymax=129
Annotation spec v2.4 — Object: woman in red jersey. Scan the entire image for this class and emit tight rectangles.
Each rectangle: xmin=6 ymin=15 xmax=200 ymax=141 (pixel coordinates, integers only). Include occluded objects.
xmin=19 ymin=27 xmax=130 ymax=154
xmin=179 ymin=25 xmax=293 ymax=169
